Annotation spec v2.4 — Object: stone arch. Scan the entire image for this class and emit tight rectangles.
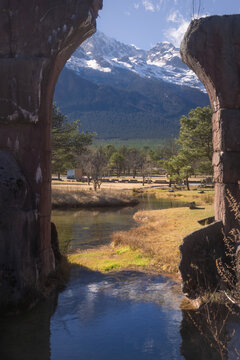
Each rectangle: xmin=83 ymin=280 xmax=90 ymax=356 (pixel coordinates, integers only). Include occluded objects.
xmin=179 ymin=15 xmax=240 ymax=298
xmin=1 ymin=3 xmax=239 ymax=307
xmin=181 ymin=15 xmax=240 ymax=232
xmin=0 ymin=0 xmax=102 ymax=310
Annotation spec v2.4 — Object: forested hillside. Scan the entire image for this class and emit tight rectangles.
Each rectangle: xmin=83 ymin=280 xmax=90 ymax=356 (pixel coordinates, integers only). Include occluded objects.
xmin=54 ymin=67 xmax=209 ymax=139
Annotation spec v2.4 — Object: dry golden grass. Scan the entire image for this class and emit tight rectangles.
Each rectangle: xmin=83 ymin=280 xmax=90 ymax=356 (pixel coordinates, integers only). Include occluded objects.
xmin=146 ymin=187 xmax=214 ymax=206
xmin=112 ymin=205 xmax=214 ymax=275
xmin=65 ymin=185 xmax=214 ymax=276
xmin=52 ymin=187 xmax=138 ymax=208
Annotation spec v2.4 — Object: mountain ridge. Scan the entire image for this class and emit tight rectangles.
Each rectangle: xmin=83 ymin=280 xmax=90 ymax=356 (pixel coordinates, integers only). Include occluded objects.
xmin=54 ymin=32 xmax=209 ymax=140
xmin=66 ymin=31 xmax=204 ymax=91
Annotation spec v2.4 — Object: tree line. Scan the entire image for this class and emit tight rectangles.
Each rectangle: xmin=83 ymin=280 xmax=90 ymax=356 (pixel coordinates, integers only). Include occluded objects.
xmin=52 ymin=103 xmax=213 ymax=190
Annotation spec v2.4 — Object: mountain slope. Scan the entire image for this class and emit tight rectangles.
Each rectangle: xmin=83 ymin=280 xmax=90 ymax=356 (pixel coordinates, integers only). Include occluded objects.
xmin=54 ymin=32 xmax=209 ymax=140
xmin=67 ymin=32 xmax=204 ymax=91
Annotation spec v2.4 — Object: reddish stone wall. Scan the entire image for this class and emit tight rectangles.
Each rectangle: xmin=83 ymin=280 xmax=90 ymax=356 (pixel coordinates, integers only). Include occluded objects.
xmin=0 ymin=0 xmax=102 ymax=309
xmin=179 ymin=15 xmax=240 ymax=298
xmin=181 ymin=15 xmax=240 ymax=232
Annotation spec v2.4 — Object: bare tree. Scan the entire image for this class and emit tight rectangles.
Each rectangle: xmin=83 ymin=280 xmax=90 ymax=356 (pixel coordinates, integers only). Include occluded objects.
xmin=139 ymin=155 xmax=152 ymax=186
xmin=77 ymin=148 xmax=107 ymax=191
xmin=127 ymin=149 xmax=143 ymax=178
xmin=90 ymin=148 xmax=107 ymax=191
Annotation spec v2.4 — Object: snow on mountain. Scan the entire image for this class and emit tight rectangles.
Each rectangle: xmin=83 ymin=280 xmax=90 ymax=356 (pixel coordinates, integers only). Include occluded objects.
xmin=66 ymin=32 xmax=204 ymax=91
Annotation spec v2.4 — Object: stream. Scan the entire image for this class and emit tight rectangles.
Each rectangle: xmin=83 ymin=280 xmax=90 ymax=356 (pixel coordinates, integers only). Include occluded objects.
xmin=1 ymin=195 xmax=240 ymax=359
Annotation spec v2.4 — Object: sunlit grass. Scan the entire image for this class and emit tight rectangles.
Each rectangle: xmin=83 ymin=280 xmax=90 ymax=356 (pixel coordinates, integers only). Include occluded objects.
xmin=67 ymin=187 xmax=214 ymax=276
xmin=68 ymin=205 xmax=214 ymax=276
xmin=146 ymin=187 xmax=214 ymax=206
xmin=52 ymin=187 xmax=138 ymax=208
xmin=112 ymin=205 xmax=214 ymax=275
xmin=68 ymin=245 xmax=151 ymax=272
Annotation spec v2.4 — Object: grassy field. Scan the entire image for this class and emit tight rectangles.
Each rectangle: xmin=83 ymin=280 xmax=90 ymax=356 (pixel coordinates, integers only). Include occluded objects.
xmin=112 ymin=205 xmax=214 ymax=275
xmin=69 ymin=245 xmax=151 ymax=272
xmin=68 ymin=188 xmax=214 ymax=277
xmin=147 ymin=187 xmax=214 ymax=206
xmin=52 ymin=187 xmax=138 ymax=208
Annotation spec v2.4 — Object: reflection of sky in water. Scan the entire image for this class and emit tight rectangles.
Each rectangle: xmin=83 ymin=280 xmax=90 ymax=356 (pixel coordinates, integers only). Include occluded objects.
xmin=50 ymin=271 xmax=184 ymax=360
xmin=50 ymin=196 xmax=186 ymax=359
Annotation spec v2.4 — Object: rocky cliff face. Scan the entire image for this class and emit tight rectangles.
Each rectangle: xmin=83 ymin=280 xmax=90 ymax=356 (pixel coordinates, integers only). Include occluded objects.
xmin=0 ymin=0 xmax=102 ymax=311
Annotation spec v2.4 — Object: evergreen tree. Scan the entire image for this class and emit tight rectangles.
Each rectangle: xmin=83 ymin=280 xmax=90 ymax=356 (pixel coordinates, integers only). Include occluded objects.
xmin=51 ymin=103 xmax=95 ymax=179
xmin=164 ymin=106 xmax=213 ymax=188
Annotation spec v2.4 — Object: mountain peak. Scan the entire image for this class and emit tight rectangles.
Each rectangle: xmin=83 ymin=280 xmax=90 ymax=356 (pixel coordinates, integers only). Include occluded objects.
xmin=66 ymin=31 xmax=204 ymax=92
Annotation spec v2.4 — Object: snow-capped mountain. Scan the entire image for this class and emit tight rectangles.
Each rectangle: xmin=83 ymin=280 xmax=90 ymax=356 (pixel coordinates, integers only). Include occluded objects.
xmin=55 ymin=32 xmax=209 ymax=140
xmin=66 ymin=32 xmax=204 ymax=91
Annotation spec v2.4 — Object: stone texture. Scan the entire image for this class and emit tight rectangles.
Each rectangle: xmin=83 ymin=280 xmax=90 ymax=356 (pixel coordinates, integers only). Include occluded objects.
xmin=0 ymin=0 xmax=102 ymax=310
xmin=212 ymin=151 xmax=240 ymax=184
xmin=179 ymin=221 xmax=225 ymax=299
xmin=181 ymin=15 xmax=240 ymax=111
xmin=0 ymin=150 xmax=43 ymax=308
xmin=212 ymin=109 xmax=240 ymax=152
xmin=214 ymin=183 xmax=240 ymax=232
xmin=180 ymin=15 xmax=240 ymax=296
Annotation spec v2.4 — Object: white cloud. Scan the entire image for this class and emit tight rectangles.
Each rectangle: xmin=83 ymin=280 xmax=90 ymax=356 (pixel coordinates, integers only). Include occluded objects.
xmin=141 ymin=0 xmax=167 ymax=12
xmin=134 ymin=3 xmax=140 ymax=9
xmin=141 ymin=0 xmax=180 ymax=13
xmin=142 ymin=0 xmax=155 ymax=12
xmin=125 ymin=11 xmax=131 ymax=16
xmin=164 ymin=20 xmax=189 ymax=47
xmin=167 ymin=10 xmax=183 ymax=23
xmin=164 ymin=9 xmax=190 ymax=47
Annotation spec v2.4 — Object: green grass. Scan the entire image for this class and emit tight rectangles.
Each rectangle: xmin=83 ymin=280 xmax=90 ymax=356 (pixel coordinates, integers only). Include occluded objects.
xmin=68 ymin=245 xmax=151 ymax=272
xmin=112 ymin=204 xmax=214 ymax=275
xmin=68 ymin=187 xmax=215 ymax=276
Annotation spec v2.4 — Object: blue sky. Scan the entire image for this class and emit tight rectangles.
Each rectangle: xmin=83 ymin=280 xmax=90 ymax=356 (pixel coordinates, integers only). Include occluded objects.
xmin=98 ymin=0 xmax=240 ymax=49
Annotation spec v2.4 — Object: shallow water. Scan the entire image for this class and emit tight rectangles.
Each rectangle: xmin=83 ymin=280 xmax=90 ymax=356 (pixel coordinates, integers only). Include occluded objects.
xmin=50 ymin=270 xmax=184 ymax=360
xmin=1 ymin=195 xmax=240 ymax=359
xmin=51 ymin=194 xmax=185 ymax=253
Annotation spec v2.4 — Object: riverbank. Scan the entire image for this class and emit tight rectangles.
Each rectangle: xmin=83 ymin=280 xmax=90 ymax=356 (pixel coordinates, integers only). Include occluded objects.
xmin=52 ymin=188 xmax=139 ymax=209
xmin=68 ymin=192 xmax=214 ymax=277
xmin=143 ymin=187 xmax=214 ymax=205
xmin=52 ymin=180 xmax=214 ymax=209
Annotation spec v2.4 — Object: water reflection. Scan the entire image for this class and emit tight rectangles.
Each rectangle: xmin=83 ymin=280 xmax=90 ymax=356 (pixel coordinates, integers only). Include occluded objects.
xmin=1 ymin=268 xmax=240 ymax=359
xmin=181 ymin=303 xmax=240 ymax=360
xmin=3 ymin=194 xmax=240 ymax=359
xmin=52 ymin=195 xmax=186 ymax=253
xmin=0 ymin=295 xmax=57 ymax=360
xmin=50 ymin=269 xmax=184 ymax=360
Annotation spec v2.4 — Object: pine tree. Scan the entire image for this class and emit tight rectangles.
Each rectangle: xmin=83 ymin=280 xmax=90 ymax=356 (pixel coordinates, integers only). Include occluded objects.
xmin=51 ymin=103 xmax=95 ymax=179
xmin=164 ymin=106 xmax=213 ymax=188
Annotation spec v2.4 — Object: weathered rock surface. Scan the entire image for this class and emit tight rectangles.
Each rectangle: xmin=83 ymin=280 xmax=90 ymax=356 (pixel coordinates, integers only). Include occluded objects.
xmin=179 ymin=221 xmax=225 ymax=299
xmin=180 ymin=15 xmax=240 ymax=298
xmin=0 ymin=0 xmax=102 ymax=310
xmin=181 ymin=15 xmax=240 ymax=112
xmin=181 ymin=15 xmax=240 ymax=231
